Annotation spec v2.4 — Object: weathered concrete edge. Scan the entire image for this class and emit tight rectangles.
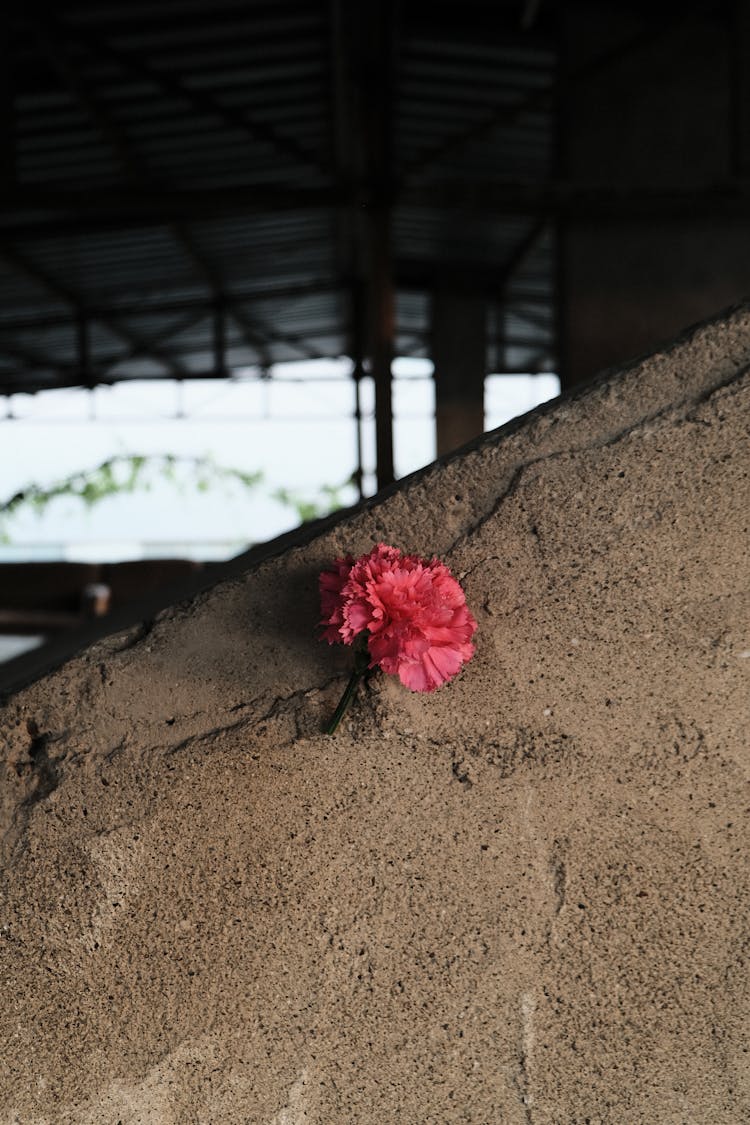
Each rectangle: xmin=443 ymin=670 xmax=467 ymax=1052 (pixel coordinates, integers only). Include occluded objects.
xmin=2 ymin=298 xmax=749 ymax=700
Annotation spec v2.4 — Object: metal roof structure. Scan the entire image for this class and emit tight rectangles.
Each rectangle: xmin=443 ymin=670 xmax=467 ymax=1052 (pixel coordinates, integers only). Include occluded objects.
xmin=1 ymin=0 xmax=558 ymax=404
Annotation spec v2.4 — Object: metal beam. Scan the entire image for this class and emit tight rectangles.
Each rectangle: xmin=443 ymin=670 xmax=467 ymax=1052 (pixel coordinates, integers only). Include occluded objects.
xmin=0 ymin=11 xmax=16 ymax=193
xmin=358 ymin=0 xmax=398 ymax=490
xmin=396 ymin=254 xmax=553 ymax=300
xmin=0 ymin=185 xmax=341 ymax=239
xmin=398 ymin=325 xmax=551 ymax=350
xmin=41 ymin=11 xmax=326 ymax=176
xmin=0 ymin=242 xmax=188 ymax=378
xmin=368 ymin=206 xmax=396 ymax=489
xmin=492 ymin=218 xmax=548 ymax=382
xmin=329 ymin=0 xmax=367 ymax=476
xmin=731 ymin=0 xmax=750 ymax=176
xmin=170 ymin=222 xmax=271 ymax=366
xmin=0 ymin=360 xmax=351 ymax=396
xmin=432 ymin=290 xmax=486 ymax=456
xmin=12 ymin=3 xmax=319 ymax=40
xmin=401 ymin=2 xmax=556 ymax=53
xmin=403 ymin=87 xmax=552 ymax=187
xmin=76 ymin=312 xmax=91 ymax=388
xmin=520 ymin=0 xmax=543 ymax=31
xmin=0 ymin=338 xmax=71 ymax=374
xmin=41 ymin=30 xmax=309 ymax=372
xmin=329 ymin=0 xmax=376 ymax=498
xmin=232 ymin=307 xmax=325 ymax=362
xmin=401 ymin=179 xmax=750 ymax=219
xmin=504 ymin=305 xmax=555 ymax=332
xmin=402 ymin=9 xmax=699 ymax=184
xmin=350 ymin=281 xmax=366 ymax=500
xmin=97 ymin=310 xmax=210 ymax=379
xmin=329 ymin=0 xmax=361 ymax=274
xmin=0 ymin=318 xmax=344 ymax=389
xmin=212 ymin=301 xmax=228 ymax=379
xmin=498 ymin=219 xmax=548 ymax=285
xmin=35 ymin=28 xmax=144 ymax=184
xmin=0 ymin=279 xmax=342 ymax=333
xmin=7 ymin=174 xmax=750 ymax=242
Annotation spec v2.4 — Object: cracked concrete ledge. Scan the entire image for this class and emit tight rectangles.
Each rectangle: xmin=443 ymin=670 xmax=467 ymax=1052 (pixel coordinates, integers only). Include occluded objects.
xmin=1 ymin=303 xmax=750 ymax=1122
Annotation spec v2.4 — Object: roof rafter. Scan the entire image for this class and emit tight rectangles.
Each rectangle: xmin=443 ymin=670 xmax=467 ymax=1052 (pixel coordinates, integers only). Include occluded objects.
xmin=0 ymin=310 xmax=213 ymax=391
xmin=397 ymin=255 xmax=553 ymax=301
xmin=0 ymin=337 xmax=72 ymax=376
xmin=401 ymin=10 xmax=691 ymax=185
xmin=15 ymin=7 xmax=396 ymax=382
xmin=497 ymin=218 xmax=548 ymax=288
xmin=97 ymin=309 xmax=211 ymax=379
xmin=31 ymin=9 xmax=327 ymax=177
xmin=171 ymin=221 xmax=326 ymax=362
xmin=505 ymin=304 xmax=554 ymax=332
xmin=36 ymin=28 xmax=292 ymax=372
xmin=0 ymin=242 xmax=188 ymax=378
xmin=5 ymin=173 xmax=746 ymax=244
xmin=0 ymin=279 xmax=343 ymax=333
xmin=168 ymin=223 xmax=273 ymax=367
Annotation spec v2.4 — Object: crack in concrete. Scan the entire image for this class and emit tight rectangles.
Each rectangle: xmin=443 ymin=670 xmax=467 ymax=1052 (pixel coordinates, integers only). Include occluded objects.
xmin=446 ymin=362 xmax=750 ymax=564
xmin=161 ymin=713 xmax=259 ymax=757
xmin=152 ymin=675 xmax=343 ymax=756
xmin=1 ymin=673 xmax=345 ymax=867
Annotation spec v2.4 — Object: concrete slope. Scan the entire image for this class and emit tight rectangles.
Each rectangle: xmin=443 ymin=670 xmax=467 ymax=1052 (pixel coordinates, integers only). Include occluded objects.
xmin=1 ymin=305 xmax=749 ymax=1123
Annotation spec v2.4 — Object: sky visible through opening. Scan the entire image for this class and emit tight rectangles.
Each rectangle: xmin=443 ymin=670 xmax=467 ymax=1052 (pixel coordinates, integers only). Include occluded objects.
xmin=0 ymin=359 xmax=559 ymax=564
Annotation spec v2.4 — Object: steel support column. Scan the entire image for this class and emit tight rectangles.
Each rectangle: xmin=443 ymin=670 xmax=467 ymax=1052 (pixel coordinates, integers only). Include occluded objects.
xmin=368 ymin=206 xmax=395 ymax=488
xmin=432 ymin=291 xmax=486 ymax=457
xmin=359 ymin=0 xmax=397 ymax=490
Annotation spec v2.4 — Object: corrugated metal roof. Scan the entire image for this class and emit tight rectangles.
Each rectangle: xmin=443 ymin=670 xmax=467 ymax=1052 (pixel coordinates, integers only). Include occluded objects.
xmin=1 ymin=0 xmax=560 ymax=394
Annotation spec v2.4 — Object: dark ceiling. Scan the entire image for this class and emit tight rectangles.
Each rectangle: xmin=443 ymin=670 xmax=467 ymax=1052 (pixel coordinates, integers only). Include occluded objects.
xmin=1 ymin=0 xmax=559 ymax=396
xmin=3 ymin=0 xmax=735 ymax=404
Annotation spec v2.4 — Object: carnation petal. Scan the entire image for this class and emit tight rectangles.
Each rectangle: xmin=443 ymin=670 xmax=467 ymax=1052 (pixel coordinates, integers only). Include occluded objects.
xmin=424 ymin=644 xmax=465 ymax=684
xmin=320 ymin=542 xmax=477 ymax=693
xmin=398 ymin=659 xmax=432 ymax=692
xmin=319 ymin=557 xmax=355 ymax=643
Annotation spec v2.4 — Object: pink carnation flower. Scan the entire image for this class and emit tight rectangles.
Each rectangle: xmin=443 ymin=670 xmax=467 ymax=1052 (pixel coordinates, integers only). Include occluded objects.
xmin=319 ymin=554 xmax=354 ymax=644
xmin=320 ymin=543 xmax=477 ymax=693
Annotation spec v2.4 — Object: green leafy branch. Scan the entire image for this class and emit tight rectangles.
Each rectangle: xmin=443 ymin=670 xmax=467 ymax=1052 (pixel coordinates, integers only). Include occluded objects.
xmin=270 ymin=482 xmax=350 ymax=523
xmin=0 ymin=454 xmax=352 ymax=543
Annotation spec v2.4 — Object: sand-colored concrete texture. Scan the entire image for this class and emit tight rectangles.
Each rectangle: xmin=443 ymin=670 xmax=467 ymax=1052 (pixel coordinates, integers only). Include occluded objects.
xmin=2 ymin=306 xmax=750 ymax=1123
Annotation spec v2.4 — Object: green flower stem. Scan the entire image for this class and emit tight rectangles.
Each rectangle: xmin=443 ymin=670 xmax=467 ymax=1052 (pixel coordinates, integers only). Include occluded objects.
xmin=326 ymin=647 xmax=370 ymax=735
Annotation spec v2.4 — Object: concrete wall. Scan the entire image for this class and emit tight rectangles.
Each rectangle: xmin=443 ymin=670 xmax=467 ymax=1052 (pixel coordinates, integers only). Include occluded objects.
xmin=1 ymin=305 xmax=749 ymax=1121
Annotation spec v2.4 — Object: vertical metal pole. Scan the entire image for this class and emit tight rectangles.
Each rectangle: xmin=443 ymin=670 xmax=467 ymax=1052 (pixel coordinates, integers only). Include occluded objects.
xmin=77 ymin=311 xmax=91 ymax=387
xmin=330 ymin=0 xmax=369 ymax=499
xmin=359 ymin=0 xmax=397 ymax=491
xmin=353 ymin=366 xmax=365 ymax=501
xmin=0 ymin=13 xmax=16 ymax=193
xmin=432 ymin=290 xmax=486 ymax=457
xmin=498 ymin=290 xmax=508 ymax=374
xmin=730 ymin=1 xmax=750 ymax=178
xmin=554 ymin=9 xmax=570 ymax=390
xmin=369 ymin=206 xmax=395 ymax=489
xmin=351 ymin=279 xmax=366 ymax=500
xmin=213 ymin=297 xmax=227 ymax=378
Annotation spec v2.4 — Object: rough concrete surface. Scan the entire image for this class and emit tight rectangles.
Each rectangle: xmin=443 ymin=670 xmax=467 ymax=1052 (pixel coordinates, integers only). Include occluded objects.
xmin=1 ymin=306 xmax=750 ymax=1123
